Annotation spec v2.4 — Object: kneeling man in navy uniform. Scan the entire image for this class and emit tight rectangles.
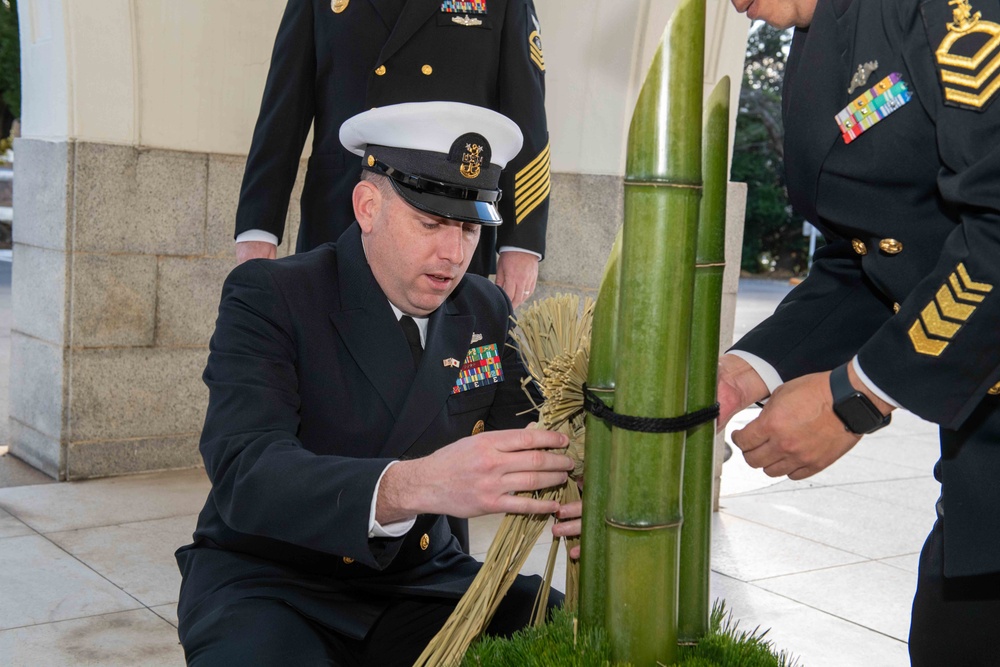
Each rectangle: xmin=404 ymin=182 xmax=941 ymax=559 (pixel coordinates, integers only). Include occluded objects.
xmin=176 ymin=102 xmax=579 ymax=666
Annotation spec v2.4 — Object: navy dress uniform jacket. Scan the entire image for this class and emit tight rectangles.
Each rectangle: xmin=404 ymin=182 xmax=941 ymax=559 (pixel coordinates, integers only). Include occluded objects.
xmin=175 ymin=223 xmax=538 ymax=641
xmin=730 ymin=0 xmax=1000 ymax=576
xmin=234 ymin=0 xmax=550 ymax=275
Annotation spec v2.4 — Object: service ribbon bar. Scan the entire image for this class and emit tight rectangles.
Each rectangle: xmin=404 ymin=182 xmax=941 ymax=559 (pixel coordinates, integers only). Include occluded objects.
xmin=440 ymin=0 xmax=487 ymax=13
xmin=451 ymin=343 xmax=504 ymax=394
xmin=835 ymin=73 xmax=913 ymax=144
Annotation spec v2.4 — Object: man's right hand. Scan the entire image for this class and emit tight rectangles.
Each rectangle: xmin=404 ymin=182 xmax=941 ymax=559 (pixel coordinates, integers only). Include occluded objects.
xmin=376 ymin=427 xmax=573 ymax=525
xmin=236 ymin=241 xmax=277 ymax=265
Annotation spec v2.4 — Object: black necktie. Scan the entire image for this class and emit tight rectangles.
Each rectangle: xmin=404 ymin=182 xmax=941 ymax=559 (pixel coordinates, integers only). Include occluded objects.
xmin=400 ymin=315 xmax=423 ymax=367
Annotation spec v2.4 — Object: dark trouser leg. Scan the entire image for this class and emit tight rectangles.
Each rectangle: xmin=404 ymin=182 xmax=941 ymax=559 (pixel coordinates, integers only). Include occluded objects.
xmin=360 ymin=574 xmax=565 ymax=665
xmin=183 ymin=598 xmax=351 ymax=667
xmin=909 ymin=520 xmax=1000 ymax=667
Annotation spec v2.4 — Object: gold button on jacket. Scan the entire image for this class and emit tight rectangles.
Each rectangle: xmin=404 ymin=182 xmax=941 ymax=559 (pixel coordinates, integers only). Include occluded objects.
xmin=420 ymin=533 xmax=430 ymax=551
xmin=342 ymin=556 xmax=354 ymax=564
xmin=879 ymin=238 xmax=903 ymax=254
xmin=852 ymin=238 xmax=868 ymax=255
xmin=374 ymin=65 xmax=386 ymax=76
xmin=421 ymin=64 xmax=433 ymax=75
xmin=989 ymin=381 xmax=1000 ymax=396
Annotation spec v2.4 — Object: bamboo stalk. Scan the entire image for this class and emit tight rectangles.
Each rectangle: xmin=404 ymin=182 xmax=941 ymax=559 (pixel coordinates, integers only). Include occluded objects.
xmin=678 ymin=76 xmax=731 ymax=644
xmin=605 ymin=0 xmax=705 ymax=663
xmin=578 ymin=228 xmax=622 ymax=629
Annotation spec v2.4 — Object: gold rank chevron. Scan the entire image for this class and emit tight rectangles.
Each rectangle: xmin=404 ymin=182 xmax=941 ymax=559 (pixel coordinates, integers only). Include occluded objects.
xmin=909 ymin=262 xmax=993 ymax=356
xmin=935 ymin=0 xmax=1000 ymax=108
xmin=514 ymin=142 xmax=550 ymax=224
xmin=529 ymin=30 xmax=545 ymax=71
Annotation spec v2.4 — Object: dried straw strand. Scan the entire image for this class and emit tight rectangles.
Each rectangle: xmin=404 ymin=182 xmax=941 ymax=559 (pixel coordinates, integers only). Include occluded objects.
xmin=413 ymin=295 xmax=593 ymax=667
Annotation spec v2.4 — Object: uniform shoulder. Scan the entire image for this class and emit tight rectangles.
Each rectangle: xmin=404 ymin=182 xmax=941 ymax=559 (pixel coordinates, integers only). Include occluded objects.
xmin=451 ymin=274 xmax=513 ymax=321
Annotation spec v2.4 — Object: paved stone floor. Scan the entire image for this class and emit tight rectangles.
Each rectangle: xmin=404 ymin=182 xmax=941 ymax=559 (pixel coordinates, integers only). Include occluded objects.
xmin=0 ymin=276 xmax=933 ymax=665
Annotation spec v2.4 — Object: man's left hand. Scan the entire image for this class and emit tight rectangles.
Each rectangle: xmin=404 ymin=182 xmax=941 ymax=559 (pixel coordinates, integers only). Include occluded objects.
xmin=730 ymin=370 xmax=862 ymax=480
xmin=495 ymin=251 xmax=539 ymax=309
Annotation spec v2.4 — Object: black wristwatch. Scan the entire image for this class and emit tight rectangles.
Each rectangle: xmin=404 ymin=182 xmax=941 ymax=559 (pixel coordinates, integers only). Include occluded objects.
xmin=829 ymin=363 xmax=891 ymax=434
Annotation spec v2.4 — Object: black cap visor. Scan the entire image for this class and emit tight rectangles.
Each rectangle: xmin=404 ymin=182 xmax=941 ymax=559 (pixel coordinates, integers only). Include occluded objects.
xmin=373 ymin=160 xmax=503 ymax=225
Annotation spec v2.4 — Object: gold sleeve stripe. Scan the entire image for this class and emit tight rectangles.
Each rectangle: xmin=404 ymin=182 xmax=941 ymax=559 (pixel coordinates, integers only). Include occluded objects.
xmin=530 ymin=51 xmax=545 ymax=71
xmin=516 ymin=179 xmax=551 ymax=224
xmin=909 ymin=263 xmax=993 ymax=356
xmin=920 ymin=300 xmax=962 ymax=338
xmin=514 ymin=144 xmax=551 ymax=224
xmin=950 ymin=273 xmax=986 ymax=302
xmin=936 ymin=284 xmax=976 ymax=320
xmin=515 ymin=143 xmax=550 ymax=187
xmin=957 ymin=262 xmax=993 ymax=293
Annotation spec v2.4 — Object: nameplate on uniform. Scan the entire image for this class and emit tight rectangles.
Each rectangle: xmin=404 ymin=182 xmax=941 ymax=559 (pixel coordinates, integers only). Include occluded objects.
xmin=834 ymin=73 xmax=912 ymax=144
xmin=451 ymin=343 xmax=504 ymax=394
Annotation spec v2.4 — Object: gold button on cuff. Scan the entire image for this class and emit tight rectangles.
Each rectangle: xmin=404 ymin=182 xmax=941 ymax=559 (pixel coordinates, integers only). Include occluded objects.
xmin=342 ymin=556 xmax=354 ymax=564
xmin=420 ymin=533 xmax=430 ymax=551
xmin=851 ymin=239 xmax=868 ymax=256
xmin=893 ymin=302 xmax=901 ymax=314
xmin=367 ymin=155 xmax=375 ymax=167
xmin=375 ymin=65 xmax=386 ymax=76
xmin=421 ymin=64 xmax=433 ymax=75
xmin=879 ymin=238 xmax=903 ymax=254
xmin=989 ymin=381 xmax=1000 ymax=396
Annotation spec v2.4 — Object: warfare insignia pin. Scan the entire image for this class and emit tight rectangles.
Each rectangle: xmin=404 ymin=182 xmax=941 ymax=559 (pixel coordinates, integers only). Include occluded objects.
xmin=470 ymin=332 xmax=483 ymax=343
xmin=928 ymin=0 xmax=1000 ymax=110
xmin=452 ymin=344 xmax=504 ymax=394
xmin=847 ymin=60 xmax=879 ymax=94
xmin=452 ymin=15 xmax=483 ymax=26
xmin=443 ymin=358 xmax=461 ymax=368
xmin=460 ymin=144 xmax=483 ymax=179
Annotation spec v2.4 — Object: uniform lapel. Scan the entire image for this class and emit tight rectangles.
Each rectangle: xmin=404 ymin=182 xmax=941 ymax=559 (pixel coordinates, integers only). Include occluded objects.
xmin=377 ymin=0 xmax=439 ymax=65
xmin=379 ymin=296 xmax=474 ymax=459
xmin=367 ymin=0 xmax=405 ymax=31
xmin=328 ymin=226 xmax=415 ymax=419
xmin=782 ymin=0 xmax=857 ymax=222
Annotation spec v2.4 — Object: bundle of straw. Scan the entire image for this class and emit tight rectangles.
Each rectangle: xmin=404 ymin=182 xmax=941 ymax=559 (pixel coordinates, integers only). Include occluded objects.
xmin=413 ymin=294 xmax=593 ymax=667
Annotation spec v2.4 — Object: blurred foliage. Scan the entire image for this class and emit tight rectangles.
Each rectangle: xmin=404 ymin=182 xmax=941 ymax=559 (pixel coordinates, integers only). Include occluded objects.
xmin=731 ymin=23 xmax=813 ymax=275
xmin=0 ymin=0 xmax=19 ymax=137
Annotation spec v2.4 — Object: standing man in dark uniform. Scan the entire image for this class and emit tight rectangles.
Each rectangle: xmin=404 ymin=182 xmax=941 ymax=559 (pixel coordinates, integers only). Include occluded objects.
xmin=722 ymin=0 xmax=1000 ymax=663
xmin=235 ymin=0 xmax=550 ymax=309
xmin=177 ymin=102 xmax=576 ymax=665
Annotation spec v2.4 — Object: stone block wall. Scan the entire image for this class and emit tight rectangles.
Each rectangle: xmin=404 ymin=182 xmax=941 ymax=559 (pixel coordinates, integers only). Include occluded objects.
xmin=9 ymin=139 xmax=302 ymax=480
xmin=10 ymin=138 xmax=744 ymax=480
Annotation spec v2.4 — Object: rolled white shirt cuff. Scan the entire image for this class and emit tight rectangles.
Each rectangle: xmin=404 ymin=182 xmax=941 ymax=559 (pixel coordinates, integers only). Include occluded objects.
xmin=497 ymin=246 xmax=542 ymax=260
xmin=368 ymin=461 xmax=417 ymax=538
xmin=236 ymin=230 xmax=279 ymax=246
xmin=727 ymin=350 xmax=783 ymax=396
xmin=851 ymin=356 xmax=901 ymax=408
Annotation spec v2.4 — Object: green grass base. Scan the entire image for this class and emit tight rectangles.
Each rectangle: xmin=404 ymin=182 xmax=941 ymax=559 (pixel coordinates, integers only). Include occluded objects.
xmin=461 ymin=601 xmax=799 ymax=667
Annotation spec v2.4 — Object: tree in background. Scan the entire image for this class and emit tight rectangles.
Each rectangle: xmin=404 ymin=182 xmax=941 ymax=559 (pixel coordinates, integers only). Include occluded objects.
xmin=0 ymin=0 xmax=19 ymax=141
xmin=731 ymin=23 xmax=813 ymax=275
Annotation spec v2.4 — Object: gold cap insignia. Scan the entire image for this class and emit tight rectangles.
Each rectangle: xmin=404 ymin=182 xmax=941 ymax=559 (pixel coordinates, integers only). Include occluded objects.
xmin=472 ymin=419 xmax=485 ymax=435
xmin=934 ymin=0 xmax=1000 ymax=110
xmin=367 ymin=155 xmax=375 ymax=167
xmin=460 ymin=143 xmax=483 ymax=179
xmin=332 ymin=0 xmax=349 ymax=13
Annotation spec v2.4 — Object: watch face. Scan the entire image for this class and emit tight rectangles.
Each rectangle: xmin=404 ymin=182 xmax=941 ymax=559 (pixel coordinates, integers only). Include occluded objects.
xmin=834 ymin=393 xmax=888 ymax=434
